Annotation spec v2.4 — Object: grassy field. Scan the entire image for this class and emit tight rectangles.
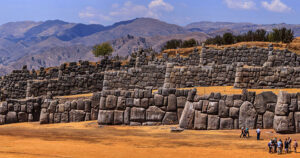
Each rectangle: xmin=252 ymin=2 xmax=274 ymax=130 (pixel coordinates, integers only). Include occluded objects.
xmin=179 ymin=86 xmax=300 ymax=96
xmin=0 ymin=121 xmax=299 ymax=158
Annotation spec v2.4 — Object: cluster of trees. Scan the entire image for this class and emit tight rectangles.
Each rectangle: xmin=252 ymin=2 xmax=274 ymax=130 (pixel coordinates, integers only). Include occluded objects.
xmin=162 ymin=38 xmax=198 ymax=50
xmin=205 ymin=28 xmax=294 ymax=45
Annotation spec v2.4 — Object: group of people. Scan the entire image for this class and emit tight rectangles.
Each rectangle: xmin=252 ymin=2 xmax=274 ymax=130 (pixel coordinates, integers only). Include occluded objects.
xmin=268 ymin=137 xmax=298 ymax=154
xmin=239 ymin=127 xmax=261 ymax=140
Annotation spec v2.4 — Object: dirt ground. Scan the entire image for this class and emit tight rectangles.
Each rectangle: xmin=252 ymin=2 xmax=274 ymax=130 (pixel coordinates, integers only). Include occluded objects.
xmin=0 ymin=121 xmax=299 ymax=158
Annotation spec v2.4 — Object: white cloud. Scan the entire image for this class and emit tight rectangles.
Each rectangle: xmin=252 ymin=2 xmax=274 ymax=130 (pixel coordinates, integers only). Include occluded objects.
xmin=224 ymin=0 xmax=256 ymax=10
xmin=262 ymin=0 xmax=291 ymax=13
xmin=78 ymin=0 xmax=174 ymax=24
xmin=149 ymin=0 xmax=174 ymax=11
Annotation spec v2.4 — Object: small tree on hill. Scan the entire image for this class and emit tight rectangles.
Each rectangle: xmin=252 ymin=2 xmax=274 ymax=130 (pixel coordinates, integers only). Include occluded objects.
xmin=92 ymin=42 xmax=114 ymax=58
xmin=223 ymin=33 xmax=234 ymax=45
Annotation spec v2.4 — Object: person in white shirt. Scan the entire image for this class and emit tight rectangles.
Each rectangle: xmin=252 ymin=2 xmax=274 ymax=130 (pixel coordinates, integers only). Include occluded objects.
xmin=256 ymin=128 xmax=261 ymax=140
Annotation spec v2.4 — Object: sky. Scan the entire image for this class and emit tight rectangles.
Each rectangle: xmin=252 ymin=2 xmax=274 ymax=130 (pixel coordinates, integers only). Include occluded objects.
xmin=0 ymin=0 xmax=299 ymax=26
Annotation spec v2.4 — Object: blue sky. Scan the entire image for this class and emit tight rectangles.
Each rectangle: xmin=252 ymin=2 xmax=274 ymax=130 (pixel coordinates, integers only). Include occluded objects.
xmin=0 ymin=0 xmax=299 ymax=26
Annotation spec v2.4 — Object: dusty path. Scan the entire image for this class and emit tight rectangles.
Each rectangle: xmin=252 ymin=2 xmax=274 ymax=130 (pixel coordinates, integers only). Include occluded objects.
xmin=0 ymin=121 xmax=299 ymax=158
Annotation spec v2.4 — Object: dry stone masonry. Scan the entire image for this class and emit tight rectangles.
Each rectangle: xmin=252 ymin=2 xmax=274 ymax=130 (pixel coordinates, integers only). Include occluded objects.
xmin=0 ymin=45 xmax=299 ymax=133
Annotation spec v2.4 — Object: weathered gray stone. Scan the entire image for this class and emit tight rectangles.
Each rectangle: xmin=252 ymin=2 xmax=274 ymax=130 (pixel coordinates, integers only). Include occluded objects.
xmin=106 ymin=95 xmax=117 ymax=109
xmin=58 ymin=104 xmax=65 ymax=113
xmin=275 ymin=103 xmax=289 ymax=116
xmin=40 ymin=109 xmax=49 ymax=124
xmin=233 ymin=100 xmax=243 ymax=107
xmin=141 ymin=98 xmax=149 ymax=108
xmin=99 ymin=97 xmax=106 ymax=110
xmin=220 ymin=118 xmax=233 ymax=129
xmin=49 ymin=113 xmax=54 ymax=123
xmin=114 ymin=110 xmax=124 ymax=125
xmin=0 ymin=115 xmax=5 ymax=125
xmin=133 ymin=98 xmax=140 ymax=107
xmin=194 ymin=111 xmax=207 ymax=130
xmin=28 ymin=114 xmax=33 ymax=122
xmin=130 ymin=122 xmax=142 ymax=126
xmin=233 ymin=119 xmax=239 ymax=129
xmin=18 ymin=112 xmax=27 ymax=122
xmin=124 ymin=107 xmax=130 ymax=125
xmin=97 ymin=110 xmax=114 ymax=125
xmin=6 ymin=112 xmax=17 ymax=124
xmin=167 ymin=94 xmax=177 ymax=111
xmin=177 ymin=97 xmax=187 ymax=108
xmin=202 ymin=100 xmax=208 ymax=113
xmin=130 ymin=107 xmax=145 ymax=122
xmin=142 ymin=122 xmax=161 ymax=126
xmin=0 ymin=102 xmax=8 ymax=114
xmin=289 ymin=99 xmax=297 ymax=112
xmin=85 ymin=113 xmax=91 ymax=121
xmin=295 ymin=112 xmax=300 ymax=133
xmin=256 ymin=115 xmax=263 ymax=129
xmin=207 ymin=102 xmax=218 ymax=114
xmin=273 ymin=115 xmax=289 ymax=133
xmin=64 ymin=101 xmax=71 ymax=111
xmin=277 ymin=91 xmax=290 ymax=104
xmin=218 ymin=100 xmax=229 ymax=118
xmin=177 ymin=108 xmax=183 ymax=121
xmin=162 ymin=112 xmax=178 ymax=125
xmin=77 ymin=99 xmax=85 ymax=110
xmin=194 ymin=101 xmax=202 ymax=111
xmin=117 ymin=97 xmax=126 ymax=110
xmin=84 ymin=100 xmax=91 ymax=112
xmin=254 ymin=91 xmax=277 ymax=114
xmin=146 ymin=106 xmax=165 ymax=122
xmin=61 ymin=112 xmax=69 ymax=123
xmin=263 ymin=111 xmax=274 ymax=129
xmin=179 ymin=101 xmax=195 ymax=129
xmin=54 ymin=113 xmax=61 ymax=123
xmin=91 ymin=108 xmax=98 ymax=120
xmin=70 ymin=110 xmax=85 ymax=122
xmin=225 ymin=95 xmax=234 ymax=107
xmin=239 ymin=101 xmax=257 ymax=129
xmin=48 ymin=100 xmax=57 ymax=113
xmin=266 ymin=103 xmax=276 ymax=112
xmin=71 ymin=100 xmax=77 ymax=110
xmin=154 ymin=94 xmax=164 ymax=106
xmin=207 ymin=115 xmax=220 ymax=130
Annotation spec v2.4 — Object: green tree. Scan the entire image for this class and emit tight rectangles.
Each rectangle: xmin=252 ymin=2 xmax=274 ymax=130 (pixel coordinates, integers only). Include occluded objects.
xmin=162 ymin=39 xmax=182 ymax=50
xmin=223 ymin=33 xmax=234 ymax=45
xmin=92 ymin=42 xmax=114 ymax=57
xmin=182 ymin=38 xmax=197 ymax=48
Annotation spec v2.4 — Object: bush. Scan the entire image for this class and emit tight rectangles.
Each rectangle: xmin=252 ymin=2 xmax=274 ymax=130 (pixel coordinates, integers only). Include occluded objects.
xmin=92 ymin=42 xmax=114 ymax=57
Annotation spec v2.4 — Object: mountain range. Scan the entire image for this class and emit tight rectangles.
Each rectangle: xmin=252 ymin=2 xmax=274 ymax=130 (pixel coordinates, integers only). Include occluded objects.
xmin=1 ymin=18 xmax=300 ymax=75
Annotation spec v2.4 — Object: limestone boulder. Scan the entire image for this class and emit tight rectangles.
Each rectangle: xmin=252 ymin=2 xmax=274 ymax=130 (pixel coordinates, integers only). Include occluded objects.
xmin=114 ymin=110 xmax=124 ymax=125
xmin=18 ymin=112 xmax=28 ymax=122
xmin=167 ymin=94 xmax=177 ymax=111
xmin=106 ymin=95 xmax=117 ymax=109
xmin=154 ymin=94 xmax=164 ymax=107
xmin=263 ymin=111 xmax=274 ymax=129
xmin=220 ymin=118 xmax=233 ymax=130
xmin=0 ymin=102 xmax=8 ymax=114
xmin=207 ymin=115 xmax=220 ymax=130
xmin=275 ymin=103 xmax=289 ymax=116
xmin=239 ymin=101 xmax=257 ymax=129
xmin=207 ymin=102 xmax=218 ymax=115
xmin=39 ymin=109 xmax=49 ymax=124
xmin=117 ymin=97 xmax=126 ymax=110
xmin=177 ymin=97 xmax=187 ymax=108
xmin=229 ymin=107 xmax=239 ymax=119
xmin=194 ymin=111 xmax=207 ymax=130
xmin=0 ymin=115 xmax=5 ymax=125
xmin=130 ymin=107 xmax=145 ymax=122
xmin=277 ymin=91 xmax=290 ymax=104
xmin=146 ymin=106 xmax=165 ymax=122
xmin=179 ymin=101 xmax=195 ymax=129
xmin=218 ymin=100 xmax=229 ymax=118
xmin=273 ymin=115 xmax=289 ymax=133
xmin=97 ymin=110 xmax=114 ymax=125
xmin=295 ymin=112 xmax=300 ymax=133
xmin=254 ymin=91 xmax=277 ymax=114
xmin=162 ymin=112 xmax=178 ymax=125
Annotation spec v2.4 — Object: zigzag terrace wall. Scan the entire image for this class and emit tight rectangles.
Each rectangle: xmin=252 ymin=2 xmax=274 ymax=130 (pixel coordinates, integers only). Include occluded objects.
xmin=179 ymin=90 xmax=300 ymax=134
xmin=97 ymin=88 xmax=192 ymax=126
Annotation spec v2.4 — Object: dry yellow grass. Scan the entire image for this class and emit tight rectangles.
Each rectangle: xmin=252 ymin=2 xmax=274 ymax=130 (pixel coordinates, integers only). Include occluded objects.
xmin=179 ymin=86 xmax=300 ymax=95
xmin=160 ymin=37 xmax=300 ymax=57
xmin=0 ymin=121 xmax=299 ymax=158
xmin=54 ymin=93 xmax=93 ymax=99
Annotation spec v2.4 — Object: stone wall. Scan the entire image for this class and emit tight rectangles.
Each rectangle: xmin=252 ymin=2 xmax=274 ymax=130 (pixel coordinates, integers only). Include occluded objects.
xmin=103 ymin=65 xmax=166 ymax=90
xmin=234 ymin=66 xmax=300 ymax=89
xmin=179 ymin=89 xmax=300 ymax=133
xmin=97 ymin=88 xmax=191 ymax=126
xmin=164 ymin=63 xmax=236 ymax=88
xmin=0 ymin=97 xmax=42 ymax=125
xmin=39 ymin=92 xmax=101 ymax=124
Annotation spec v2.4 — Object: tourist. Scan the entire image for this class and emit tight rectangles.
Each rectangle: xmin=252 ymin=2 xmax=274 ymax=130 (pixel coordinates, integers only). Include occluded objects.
xmin=288 ymin=137 xmax=292 ymax=152
xmin=245 ymin=127 xmax=249 ymax=138
xmin=240 ymin=127 xmax=244 ymax=138
xmin=273 ymin=137 xmax=277 ymax=152
xmin=294 ymin=140 xmax=298 ymax=153
xmin=268 ymin=139 xmax=273 ymax=153
xmin=277 ymin=139 xmax=282 ymax=154
xmin=256 ymin=128 xmax=260 ymax=140
xmin=284 ymin=138 xmax=289 ymax=153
